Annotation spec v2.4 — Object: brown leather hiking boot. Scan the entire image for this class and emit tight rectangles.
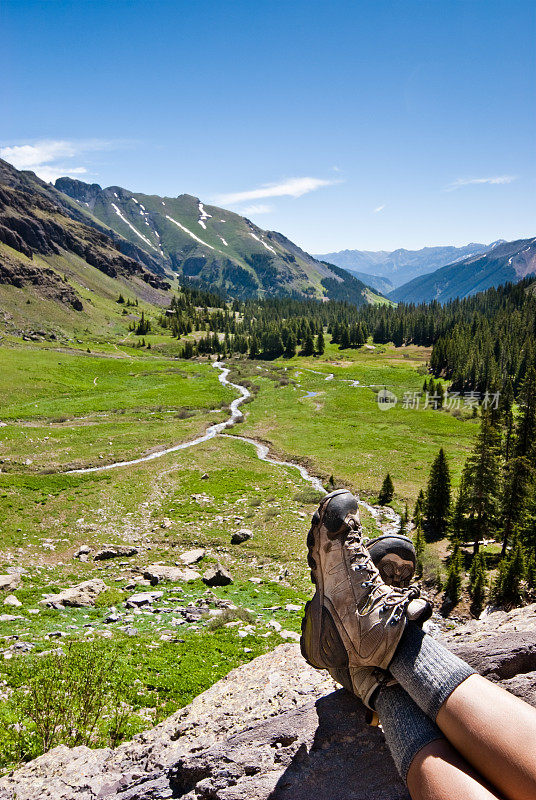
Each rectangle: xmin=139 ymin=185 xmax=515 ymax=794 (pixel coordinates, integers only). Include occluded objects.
xmin=300 ymin=490 xmax=429 ymax=674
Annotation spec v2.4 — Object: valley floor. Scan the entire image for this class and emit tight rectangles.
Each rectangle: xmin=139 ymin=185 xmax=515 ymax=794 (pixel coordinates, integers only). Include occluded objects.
xmin=0 ymin=332 xmax=479 ymax=769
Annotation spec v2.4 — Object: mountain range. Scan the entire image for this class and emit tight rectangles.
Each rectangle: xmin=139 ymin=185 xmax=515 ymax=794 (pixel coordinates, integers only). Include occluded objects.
xmin=315 ymin=243 xmax=500 ymax=289
xmin=54 ymin=177 xmax=383 ymax=305
xmin=389 ymin=237 xmax=536 ymax=303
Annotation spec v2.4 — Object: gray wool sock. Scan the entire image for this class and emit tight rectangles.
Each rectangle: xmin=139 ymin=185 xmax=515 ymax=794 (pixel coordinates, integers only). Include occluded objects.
xmin=389 ymin=622 xmax=476 ymax=721
xmin=375 ymin=683 xmax=444 ymax=782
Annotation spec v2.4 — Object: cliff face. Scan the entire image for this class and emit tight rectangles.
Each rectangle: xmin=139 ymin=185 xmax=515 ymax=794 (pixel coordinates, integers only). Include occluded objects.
xmin=1 ymin=605 xmax=536 ymax=800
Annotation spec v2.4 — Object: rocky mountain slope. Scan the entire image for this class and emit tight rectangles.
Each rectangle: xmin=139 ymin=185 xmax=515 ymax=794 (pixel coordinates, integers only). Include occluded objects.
xmin=315 ymin=243 xmax=498 ymax=288
xmin=390 ymin=237 xmax=536 ymax=303
xmin=0 ymin=159 xmax=173 ymax=334
xmin=54 ymin=177 xmax=381 ymax=305
xmin=2 ymin=604 xmax=535 ymax=800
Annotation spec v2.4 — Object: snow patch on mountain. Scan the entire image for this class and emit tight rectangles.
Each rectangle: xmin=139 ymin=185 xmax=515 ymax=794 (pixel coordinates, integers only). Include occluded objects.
xmin=165 ymin=215 xmax=215 ymax=250
xmin=110 ymin=203 xmax=157 ymax=250
xmin=249 ymin=231 xmax=276 ymax=255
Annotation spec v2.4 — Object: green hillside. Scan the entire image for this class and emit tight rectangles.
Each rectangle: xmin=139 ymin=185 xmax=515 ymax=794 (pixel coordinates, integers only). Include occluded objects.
xmin=55 ymin=177 xmax=379 ymax=304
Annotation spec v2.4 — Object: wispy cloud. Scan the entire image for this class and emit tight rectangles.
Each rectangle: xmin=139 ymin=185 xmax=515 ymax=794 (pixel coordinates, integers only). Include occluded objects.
xmin=240 ymin=204 xmax=273 ymax=215
xmin=0 ymin=139 xmax=126 ymax=183
xmin=215 ymin=176 xmax=340 ymax=205
xmin=373 ymin=204 xmax=386 ymax=213
xmin=446 ymin=175 xmax=517 ymax=191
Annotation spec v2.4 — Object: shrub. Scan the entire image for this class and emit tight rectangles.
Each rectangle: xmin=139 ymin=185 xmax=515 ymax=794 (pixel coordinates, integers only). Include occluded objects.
xmin=293 ymin=488 xmax=325 ymax=505
xmin=207 ymin=607 xmax=254 ymax=631
xmin=0 ymin=643 xmax=130 ymax=767
xmin=94 ymin=588 xmax=125 ymax=608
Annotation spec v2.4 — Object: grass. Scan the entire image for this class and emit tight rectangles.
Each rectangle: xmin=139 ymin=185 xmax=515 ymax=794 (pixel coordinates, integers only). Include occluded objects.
xmin=229 ymin=342 xmax=477 ymax=503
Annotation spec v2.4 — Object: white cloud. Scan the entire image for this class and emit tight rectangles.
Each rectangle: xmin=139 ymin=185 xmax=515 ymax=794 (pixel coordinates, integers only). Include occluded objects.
xmin=0 ymin=139 xmax=123 ymax=183
xmin=373 ymin=204 xmax=386 ymax=213
xmin=215 ymin=176 xmax=340 ymax=205
xmin=239 ymin=204 xmax=273 ymax=215
xmin=446 ymin=175 xmax=517 ymax=191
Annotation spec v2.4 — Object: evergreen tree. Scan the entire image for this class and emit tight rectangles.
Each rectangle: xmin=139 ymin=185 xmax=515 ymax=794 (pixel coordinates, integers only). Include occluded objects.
xmin=284 ymin=331 xmax=297 ymax=358
xmin=316 ymin=331 xmax=325 ymax=355
xmin=378 ymin=473 xmax=394 ymax=505
xmin=249 ymin=334 xmax=259 ymax=359
xmin=448 ymin=462 xmax=470 ymax=548
xmin=493 ymin=538 xmax=525 ymax=607
xmin=413 ymin=524 xmax=426 ymax=578
xmin=444 ymin=542 xmax=463 ymax=605
xmin=301 ymin=333 xmax=315 ymax=356
xmin=413 ymin=489 xmax=425 ymax=528
xmin=424 ymin=448 xmax=451 ymax=538
xmin=469 ymin=551 xmax=487 ymax=614
xmin=464 ymin=412 xmax=502 ymax=552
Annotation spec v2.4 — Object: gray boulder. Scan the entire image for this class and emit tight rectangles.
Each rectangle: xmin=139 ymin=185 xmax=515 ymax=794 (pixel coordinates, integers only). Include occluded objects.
xmin=231 ymin=529 xmax=253 ymax=545
xmin=143 ymin=565 xmax=200 ymax=584
xmin=94 ymin=546 xmax=138 ymax=561
xmin=179 ymin=548 xmax=206 ymax=565
xmin=203 ymin=564 xmax=233 ymax=587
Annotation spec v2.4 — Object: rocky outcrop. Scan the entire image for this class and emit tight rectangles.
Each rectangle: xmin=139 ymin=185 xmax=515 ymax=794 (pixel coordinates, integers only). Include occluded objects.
xmin=0 ymin=165 xmax=171 ymax=301
xmin=1 ymin=607 xmax=536 ymax=800
xmin=39 ymin=578 xmax=108 ymax=608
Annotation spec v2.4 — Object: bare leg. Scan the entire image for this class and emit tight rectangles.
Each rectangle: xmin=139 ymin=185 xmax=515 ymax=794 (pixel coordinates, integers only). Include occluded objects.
xmin=436 ymin=675 xmax=536 ymax=800
xmin=407 ymin=739 xmax=504 ymax=800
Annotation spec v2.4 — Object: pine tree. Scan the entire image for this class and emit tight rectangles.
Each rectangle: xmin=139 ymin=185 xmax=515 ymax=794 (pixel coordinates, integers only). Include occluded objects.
xmin=284 ymin=331 xmax=297 ymax=358
xmin=378 ymin=473 xmax=394 ymax=505
xmin=413 ymin=524 xmax=426 ymax=578
xmin=399 ymin=503 xmax=409 ymax=535
xmin=492 ymin=539 xmax=525 ymax=606
xmin=448 ymin=462 xmax=470 ymax=548
xmin=444 ymin=542 xmax=463 ymax=605
xmin=469 ymin=551 xmax=487 ymax=614
xmin=316 ymin=331 xmax=325 ymax=355
xmin=339 ymin=326 xmax=350 ymax=349
xmin=464 ymin=412 xmax=502 ymax=553
xmin=424 ymin=448 xmax=451 ymax=539
xmin=413 ymin=489 xmax=425 ymax=528
xmin=301 ymin=333 xmax=315 ymax=356
xmin=249 ymin=334 xmax=259 ymax=359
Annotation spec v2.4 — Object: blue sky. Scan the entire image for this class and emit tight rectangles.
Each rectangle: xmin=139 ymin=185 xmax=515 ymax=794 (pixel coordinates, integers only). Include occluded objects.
xmin=1 ymin=0 xmax=534 ymax=252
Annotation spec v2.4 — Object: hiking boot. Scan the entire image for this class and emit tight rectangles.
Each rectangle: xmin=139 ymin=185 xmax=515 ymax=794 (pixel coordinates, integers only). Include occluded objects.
xmin=300 ymin=489 xmax=429 ymax=673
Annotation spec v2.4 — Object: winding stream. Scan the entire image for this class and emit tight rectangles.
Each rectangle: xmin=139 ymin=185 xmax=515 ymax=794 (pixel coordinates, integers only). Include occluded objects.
xmin=65 ymin=361 xmax=400 ymax=532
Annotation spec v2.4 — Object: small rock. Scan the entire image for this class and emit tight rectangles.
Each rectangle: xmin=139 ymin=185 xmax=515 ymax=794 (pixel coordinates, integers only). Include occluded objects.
xmin=0 ymin=614 xmax=22 ymax=623
xmin=0 ymin=574 xmax=21 ymax=592
xmin=93 ymin=545 xmax=138 ymax=561
xmin=280 ymin=629 xmax=301 ymax=642
xmin=249 ymin=577 xmax=262 ymax=585
xmin=48 ymin=631 xmax=66 ymax=639
xmin=201 ymin=472 xmax=209 ymax=479
xmin=231 ymin=529 xmax=253 ymax=545
xmin=160 ymin=518 xmax=173 ymax=529
xmin=74 ymin=545 xmax=92 ymax=559
xmin=4 ymin=595 xmax=22 ymax=607
xmin=285 ymin=604 xmax=302 ymax=612
xmin=202 ymin=564 xmax=233 ymax=587
xmin=104 ymin=614 xmax=121 ymax=624
xmin=179 ymin=548 xmax=206 ymax=565
xmin=125 ymin=591 xmax=163 ymax=608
